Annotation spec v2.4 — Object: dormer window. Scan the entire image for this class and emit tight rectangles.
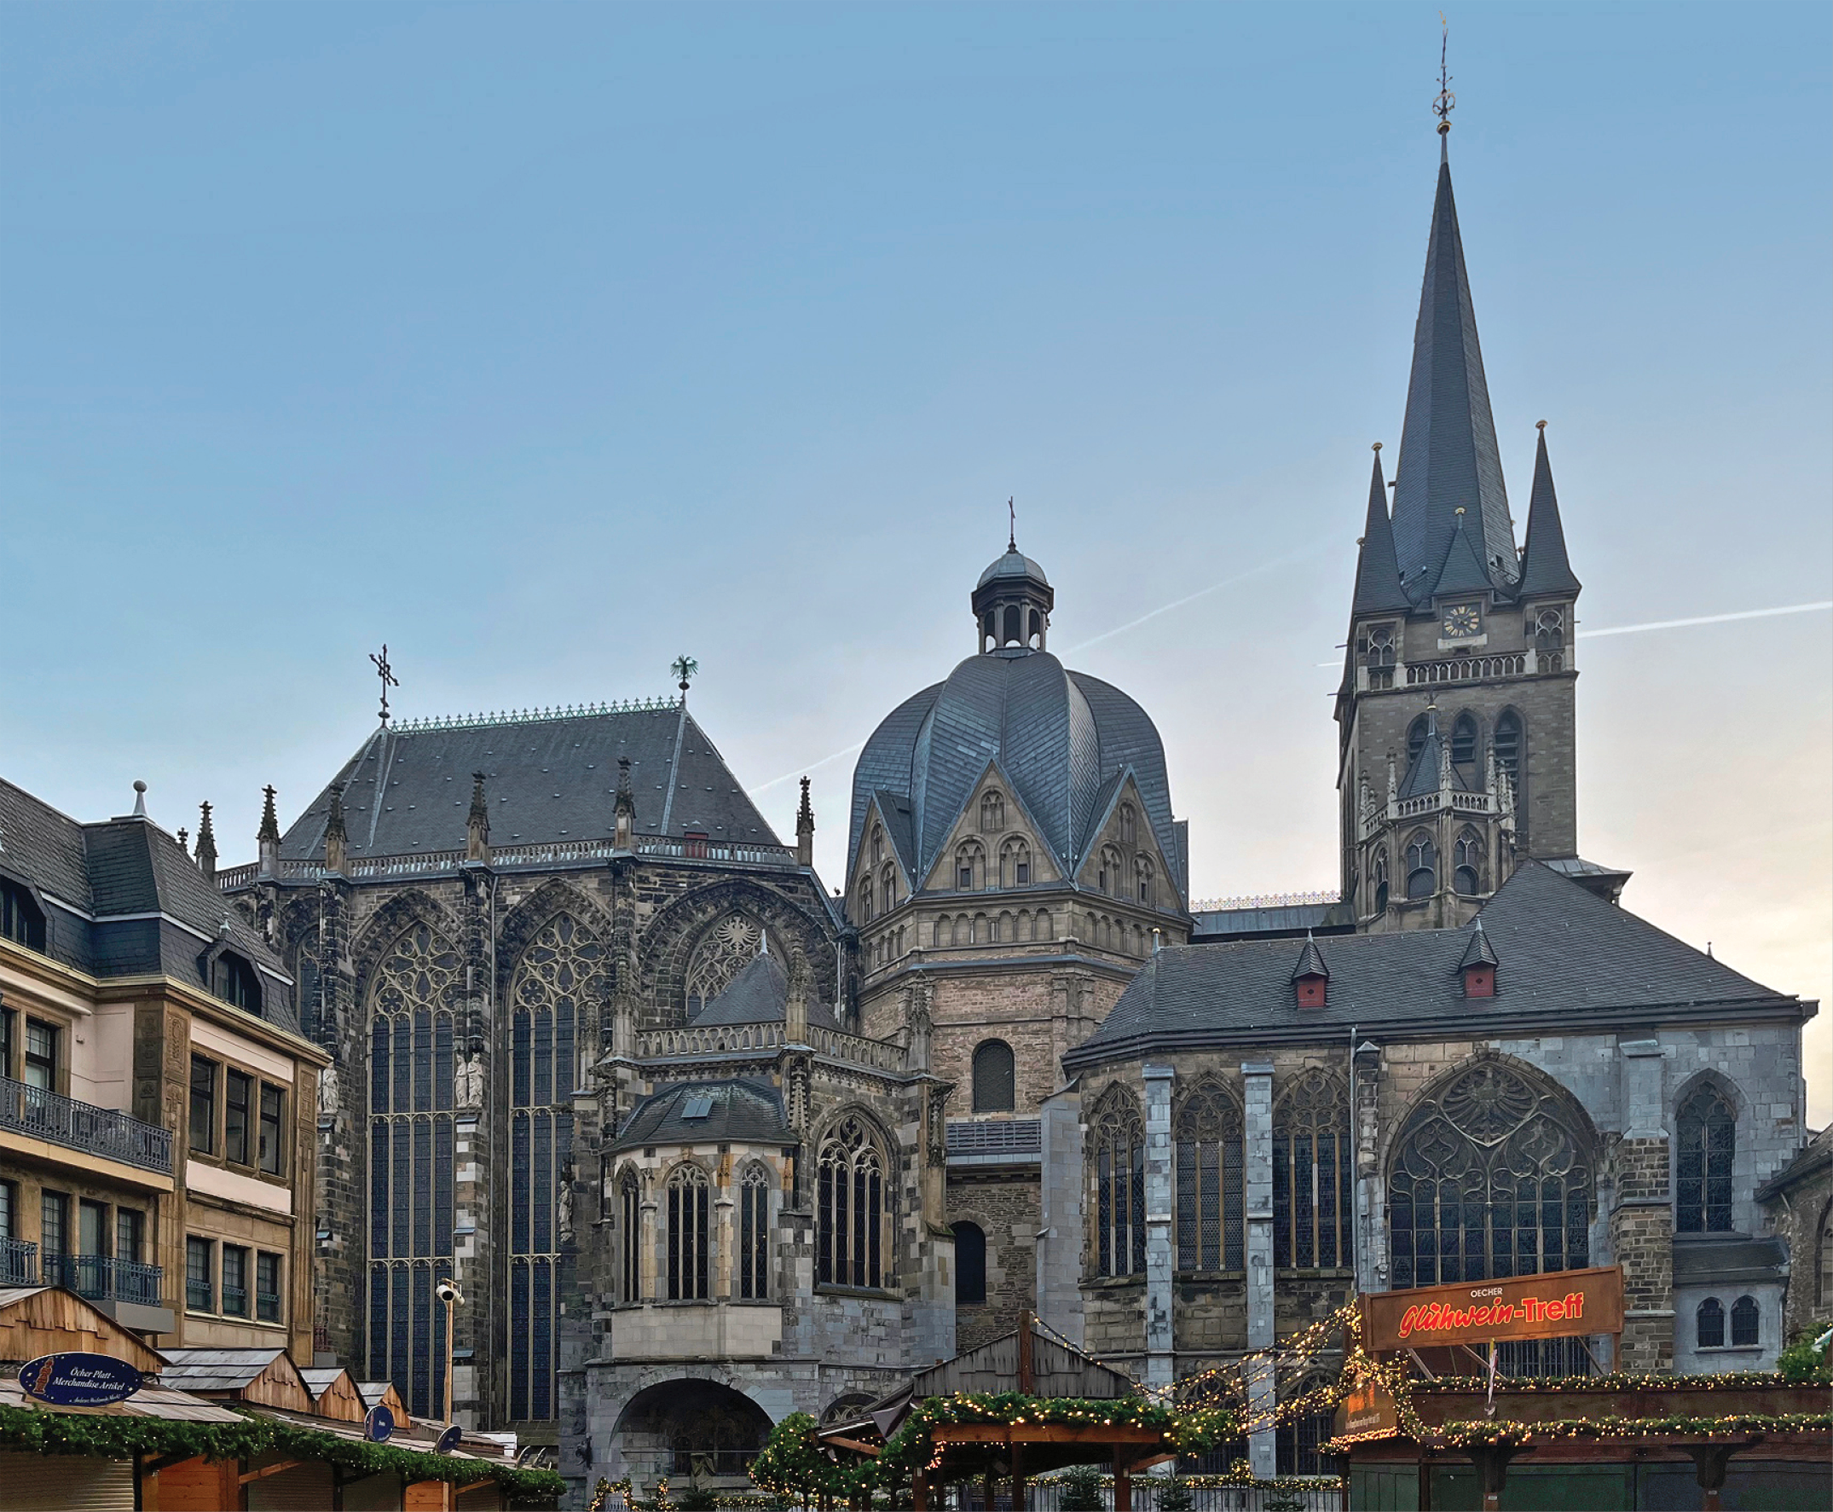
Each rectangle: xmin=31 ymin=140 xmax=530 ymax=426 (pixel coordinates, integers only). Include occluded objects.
xmin=1290 ymin=934 xmax=1329 ymax=1007
xmin=211 ymin=951 xmax=262 ymax=1014
xmin=1463 ymin=964 xmax=1495 ymax=998
xmin=1 ymin=879 xmax=46 ymax=954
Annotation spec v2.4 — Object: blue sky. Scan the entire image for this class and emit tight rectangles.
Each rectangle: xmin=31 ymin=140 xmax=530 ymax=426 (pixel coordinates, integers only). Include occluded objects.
xmin=4 ymin=3 xmax=1829 ymax=1111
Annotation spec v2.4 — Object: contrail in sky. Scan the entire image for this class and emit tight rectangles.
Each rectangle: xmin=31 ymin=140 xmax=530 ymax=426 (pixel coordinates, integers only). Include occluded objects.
xmin=754 ymin=595 xmax=1832 ymax=796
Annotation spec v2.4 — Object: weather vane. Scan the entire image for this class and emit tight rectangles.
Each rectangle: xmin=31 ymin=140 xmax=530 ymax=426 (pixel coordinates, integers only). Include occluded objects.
xmin=1434 ymin=13 xmax=1456 ymax=135
xmin=370 ymin=644 xmax=399 ymax=724
xmin=1008 ymin=496 xmax=1016 ymax=551
xmin=672 ymin=655 xmax=699 ymax=696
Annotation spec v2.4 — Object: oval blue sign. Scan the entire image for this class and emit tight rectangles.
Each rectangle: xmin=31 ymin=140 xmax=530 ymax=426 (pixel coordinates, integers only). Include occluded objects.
xmin=434 ymin=1424 xmax=462 ymax=1454
xmin=19 ymin=1353 xmax=144 ymax=1407
xmin=365 ymin=1404 xmax=395 ymax=1442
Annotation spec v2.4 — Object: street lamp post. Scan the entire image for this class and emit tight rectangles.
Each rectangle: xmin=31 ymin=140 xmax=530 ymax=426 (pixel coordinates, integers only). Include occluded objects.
xmin=435 ymin=1277 xmax=465 ymax=1427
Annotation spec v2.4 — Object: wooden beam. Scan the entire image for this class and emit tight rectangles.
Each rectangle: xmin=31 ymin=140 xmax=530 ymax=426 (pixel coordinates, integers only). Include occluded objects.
xmin=457 ymin=1480 xmax=497 ymax=1494
xmin=239 ymin=1460 xmax=304 ymax=1485
xmin=933 ymin=1425 xmax=1162 ymax=1446
xmin=823 ymin=1436 xmax=884 ymax=1458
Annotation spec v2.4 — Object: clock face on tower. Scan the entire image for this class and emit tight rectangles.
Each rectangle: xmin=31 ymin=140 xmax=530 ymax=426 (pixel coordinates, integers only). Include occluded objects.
xmin=1442 ymin=603 xmax=1482 ymax=638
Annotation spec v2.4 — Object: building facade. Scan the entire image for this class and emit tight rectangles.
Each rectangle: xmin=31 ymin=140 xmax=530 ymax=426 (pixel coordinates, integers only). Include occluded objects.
xmin=0 ymin=778 xmax=322 ymax=1363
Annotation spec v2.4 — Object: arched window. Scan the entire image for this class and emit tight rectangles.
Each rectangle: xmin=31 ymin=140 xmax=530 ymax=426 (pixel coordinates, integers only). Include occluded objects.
xmin=1175 ymin=1081 xmax=1244 ymax=1273
xmin=1091 ymin=1085 xmax=1145 ymax=1278
xmin=933 ymin=917 xmax=949 ymax=948
xmin=817 ymin=1116 xmax=885 ymax=1289
xmin=1407 ymin=715 xmax=1431 ymax=768
xmin=1676 ymin=1084 xmax=1736 ymax=1232
xmin=1033 ymin=909 xmax=1052 ymax=942
xmin=1405 ymin=832 xmax=1436 ymax=899
xmin=1135 ymin=856 xmax=1155 ymax=907
xmin=1119 ymin=805 xmax=1137 ymax=846
xmin=666 ymin=1165 xmax=711 ymax=1301
xmin=211 ymin=951 xmax=262 ymax=1013
xmin=1451 ymin=712 xmax=1479 ymax=770
xmin=619 ymin=1172 xmax=642 ymax=1302
xmin=955 ymin=840 xmax=984 ymax=892
xmin=1696 ymin=1296 xmax=1724 ymax=1348
xmin=880 ymin=864 xmax=897 ymax=911
xmin=1494 ymin=711 xmax=1523 ymax=798
xmin=1388 ymin=1062 xmax=1592 ymax=1288
xmin=509 ymin=912 xmax=604 ymax=1421
xmin=1276 ymin=1374 xmax=1337 ymax=1476
xmin=1453 ymin=830 xmax=1483 ymax=897
xmin=0 ymin=879 xmax=46 ymax=953
xmin=1371 ymin=849 xmax=1390 ymax=913
xmin=1028 ymin=608 xmax=1043 ymax=648
xmin=1274 ymin=1071 xmax=1351 ymax=1270
xmin=738 ymin=1166 xmax=770 ymax=1300
xmin=871 ymin=826 xmax=885 ymax=865
xmin=972 ymin=1040 xmax=1016 ymax=1113
xmin=1730 ymin=1294 xmax=1759 ymax=1347
xmin=856 ymin=878 xmax=873 ymax=924
xmin=1534 ymin=608 xmax=1565 ymax=670
xmin=1002 ymin=604 xmax=1021 ymax=646
xmin=1098 ymin=846 xmax=1122 ymax=896
xmin=685 ymin=913 xmax=769 ymax=1016
xmin=980 ymin=791 xmax=1006 ymax=833
xmin=1000 ymin=838 xmax=1032 ymax=888
xmin=953 ymin=1221 xmax=987 ymax=1305
xmin=367 ymin=923 xmax=461 ymax=1418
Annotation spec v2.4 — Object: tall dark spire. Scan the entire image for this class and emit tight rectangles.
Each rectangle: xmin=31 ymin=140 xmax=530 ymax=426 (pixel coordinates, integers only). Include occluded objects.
xmin=1352 ymin=444 xmax=1410 ymax=615
xmin=1517 ymin=422 xmax=1582 ymax=597
xmin=1390 ymin=144 xmax=1517 ymax=598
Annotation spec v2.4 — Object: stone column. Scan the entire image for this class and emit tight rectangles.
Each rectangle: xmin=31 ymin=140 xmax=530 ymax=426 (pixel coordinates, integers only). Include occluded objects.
xmin=1613 ymin=1040 xmax=1674 ymax=1369
xmin=1242 ymin=1062 xmax=1276 ymax=1478
xmin=1142 ymin=1066 xmax=1175 ymax=1392
xmin=1353 ymin=1040 xmax=1383 ymax=1293
xmin=1035 ymin=1085 xmax=1085 ymax=1347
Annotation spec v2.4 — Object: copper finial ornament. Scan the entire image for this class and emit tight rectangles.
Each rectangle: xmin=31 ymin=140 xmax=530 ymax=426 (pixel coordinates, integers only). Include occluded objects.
xmin=1434 ymin=14 xmax=1456 ymax=136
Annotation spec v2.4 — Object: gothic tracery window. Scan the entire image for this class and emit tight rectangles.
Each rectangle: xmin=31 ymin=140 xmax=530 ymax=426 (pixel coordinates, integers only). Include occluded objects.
xmin=1371 ymin=849 xmax=1390 ymax=912
xmin=880 ymin=863 xmax=897 ymax=912
xmin=980 ymin=791 xmax=1005 ymax=833
xmin=955 ymin=840 xmax=984 ymax=892
xmin=1407 ymin=715 xmax=1431 ymax=768
xmin=1000 ymin=837 xmax=1032 ymax=888
xmin=1135 ymin=856 xmax=1155 ymax=907
xmin=1730 ymin=1294 xmax=1759 ymax=1347
xmin=1273 ymin=1071 xmax=1351 ymax=1269
xmin=1534 ymin=608 xmax=1566 ymax=670
xmin=508 ymin=912 xmax=604 ymax=1421
xmin=1119 ymin=804 xmax=1137 ymax=846
xmin=1092 ymin=1084 xmax=1145 ymax=1278
xmin=739 ymin=1166 xmax=770 ymax=1300
xmin=817 ymin=1116 xmax=885 ymax=1289
xmin=685 ymin=913 xmax=769 ymax=1016
xmin=619 ymin=1171 xmax=642 ymax=1302
xmin=1098 ymin=846 xmax=1122 ymax=897
xmin=367 ymin=922 xmax=461 ymax=1419
xmin=1453 ymin=830 xmax=1484 ymax=897
xmin=972 ymin=1039 xmax=1016 ymax=1113
xmin=1405 ymin=832 xmax=1437 ymax=900
xmin=667 ymin=1165 xmax=711 ymax=1301
xmin=1387 ymin=1062 xmax=1592 ymax=1289
xmin=1676 ymin=1084 xmax=1736 ymax=1233
xmin=1175 ymin=1080 xmax=1244 ymax=1272
xmin=1276 ymin=1373 xmax=1337 ymax=1476
xmin=1696 ymin=1296 xmax=1725 ymax=1348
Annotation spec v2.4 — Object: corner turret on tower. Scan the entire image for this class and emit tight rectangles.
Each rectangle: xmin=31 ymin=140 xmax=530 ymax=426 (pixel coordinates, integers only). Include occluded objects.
xmin=195 ymin=801 xmax=218 ymax=881
xmin=796 ymin=776 xmax=815 ymax=868
xmin=257 ymin=785 xmax=281 ymax=878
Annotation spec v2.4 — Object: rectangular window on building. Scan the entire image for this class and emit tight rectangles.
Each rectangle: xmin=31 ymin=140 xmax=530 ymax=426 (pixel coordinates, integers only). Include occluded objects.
xmin=186 ymin=1236 xmax=214 ymax=1312
xmin=0 ymin=1180 xmax=13 ymax=1238
xmin=222 ymin=1244 xmax=249 ymax=1316
xmin=258 ymin=1084 xmax=284 ymax=1175
xmin=116 ymin=1208 xmax=144 ymax=1266
xmin=256 ymin=1252 xmax=282 ymax=1322
xmin=190 ymin=1056 xmax=218 ymax=1154
xmin=41 ymin=1191 xmax=68 ymax=1260
xmin=1 ymin=1007 xmax=14 ymax=1080
xmin=224 ymin=1069 xmax=251 ymax=1165
xmin=76 ymin=1199 xmax=109 ymax=1299
xmin=0 ymin=1181 xmax=22 ymax=1287
xmin=24 ymin=1019 xmax=57 ymax=1091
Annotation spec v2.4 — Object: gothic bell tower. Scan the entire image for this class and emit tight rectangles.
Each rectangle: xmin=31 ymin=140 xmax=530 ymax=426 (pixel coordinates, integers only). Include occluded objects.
xmin=1335 ymin=123 xmax=1589 ymax=932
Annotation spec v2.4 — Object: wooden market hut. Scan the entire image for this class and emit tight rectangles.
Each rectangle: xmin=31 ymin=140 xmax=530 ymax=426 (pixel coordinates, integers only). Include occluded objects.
xmin=156 ymin=1346 xmax=314 ymax=1411
xmin=0 ymin=1285 xmax=167 ymax=1376
xmin=819 ymin=1314 xmax=1168 ymax=1512
xmin=299 ymin=1364 xmax=369 ymax=1423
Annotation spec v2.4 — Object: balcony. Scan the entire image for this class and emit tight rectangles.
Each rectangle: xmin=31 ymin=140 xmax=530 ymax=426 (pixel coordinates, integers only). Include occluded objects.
xmin=0 ymin=1074 xmax=173 ymax=1176
xmin=1 ymin=1236 xmax=38 ymax=1286
xmin=45 ymin=1252 xmax=175 ymax=1333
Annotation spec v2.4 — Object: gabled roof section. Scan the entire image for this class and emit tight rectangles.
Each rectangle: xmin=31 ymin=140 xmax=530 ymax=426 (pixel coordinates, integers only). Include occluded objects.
xmin=1068 ymin=861 xmax=1808 ymax=1065
xmin=1399 ymin=718 xmax=1466 ymax=800
xmin=1391 ymin=146 xmax=1518 ymax=598
xmin=1352 ymin=448 xmax=1411 ymax=616
xmin=1432 ymin=514 xmax=1496 ymax=598
xmin=1292 ymin=932 xmax=1329 ymax=981
xmin=281 ymin=703 xmax=783 ymax=863
xmin=1457 ymin=917 xmax=1499 ymax=970
xmin=1517 ymin=426 xmax=1582 ymax=598
xmin=612 ymin=1079 xmax=793 ymax=1149
xmin=688 ymin=951 xmax=839 ymax=1031
xmin=859 ymin=790 xmax=919 ymax=887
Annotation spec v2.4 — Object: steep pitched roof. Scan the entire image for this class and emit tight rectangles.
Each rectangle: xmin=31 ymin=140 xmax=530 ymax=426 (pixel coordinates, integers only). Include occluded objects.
xmin=280 ymin=704 xmax=783 ymax=862
xmin=688 ymin=950 xmax=839 ymax=1030
xmin=1351 ymin=449 xmax=1411 ymax=616
xmin=1432 ymin=513 xmax=1496 ymax=598
xmin=1390 ymin=145 xmax=1518 ymax=598
xmin=1398 ymin=717 xmax=1466 ymax=800
xmin=1457 ymin=917 xmax=1499 ymax=970
xmin=1067 ymin=861 xmax=1808 ymax=1065
xmin=1291 ymin=932 xmax=1329 ymax=981
xmin=1517 ymin=426 xmax=1582 ymax=598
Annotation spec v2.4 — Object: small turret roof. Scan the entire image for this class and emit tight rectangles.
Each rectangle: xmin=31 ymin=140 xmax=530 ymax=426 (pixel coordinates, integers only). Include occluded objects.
xmin=1351 ymin=448 xmax=1411 ymax=616
xmin=1291 ymin=932 xmax=1330 ymax=981
xmin=976 ymin=547 xmax=1051 ymax=590
xmin=1432 ymin=513 xmax=1496 ymax=598
xmin=1517 ymin=426 xmax=1582 ymax=598
xmin=1457 ymin=916 xmax=1500 ymax=970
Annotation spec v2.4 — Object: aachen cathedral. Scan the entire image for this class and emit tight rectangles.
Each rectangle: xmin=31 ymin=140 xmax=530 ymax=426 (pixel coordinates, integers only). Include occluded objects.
xmin=210 ymin=111 xmax=1826 ymax=1506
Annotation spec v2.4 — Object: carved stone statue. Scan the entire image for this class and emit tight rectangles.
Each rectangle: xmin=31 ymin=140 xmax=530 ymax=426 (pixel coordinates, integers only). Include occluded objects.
xmin=456 ymin=1051 xmax=486 ymax=1110
xmin=317 ymin=1062 xmax=339 ymax=1117
xmin=558 ymin=1162 xmax=576 ymax=1246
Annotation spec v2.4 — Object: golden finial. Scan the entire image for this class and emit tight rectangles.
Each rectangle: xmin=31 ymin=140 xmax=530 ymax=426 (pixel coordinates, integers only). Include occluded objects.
xmin=1536 ymin=419 xmax=1548 ymax=431
xmin=1435 ymin=14 xmax=1456 ymax=136
xmin=1454 ymin=505 xmax=1466 ymax=516
xmin=1372 ymin=441 xmax=1383 ymax=452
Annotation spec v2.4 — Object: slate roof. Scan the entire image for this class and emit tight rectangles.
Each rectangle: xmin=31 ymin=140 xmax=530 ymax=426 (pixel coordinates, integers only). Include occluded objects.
xmin=688 ymin=951 xmax=840 ymax=1031
xmin=1457 ymin=918 xmax=1500 ymax=970
xmin=0 ymin=777 xmax=295 ymax=1029
xmin=298 ymin=1367 xmax=352 ymax=1399
xmin=1671 ymin=1234 xmax=1789 ymax=1286
xmin=1390 ymin=144 xmax=1519 ymax=600
xmin=279 ymin=704 xmax=784 ymax=863
xmin=850 ymin=648 xmax=1176 ymax=892
xmin=1291 ymin=933 xmax=1329 ymax=981
xmin=611 ymin=1079 xmax=792 ymax=1149
xmin=1398 ymin=720 xmax=1466 ymax=800
xmin=1517 ymin=427 xmax=1582 ymax=598
xmin=1351 ymin=449 xmax=1411 ymax=617
xmin=1755 ymin=1124 xmax=1833 ymax=1202
xmin=158 ymin=1347 xmax=291 ymax=1393
xmin=1066 ymin=861 xmax=1811 ymax=1066
xmin=977 ymin=547 xmax=1051 ymax=590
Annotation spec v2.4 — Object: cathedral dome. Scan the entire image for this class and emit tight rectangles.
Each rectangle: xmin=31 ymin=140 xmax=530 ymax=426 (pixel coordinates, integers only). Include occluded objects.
xmin=849 ymin=545 xmax=1179 ymax=892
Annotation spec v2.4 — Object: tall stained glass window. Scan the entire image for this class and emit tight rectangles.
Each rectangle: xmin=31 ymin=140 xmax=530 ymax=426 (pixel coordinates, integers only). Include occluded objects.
xmin=366 ymin=923 xmax=460 ymax=1418
xmin=816 ymin=1116 xmax=885 ymax=1289
xmin=1175 ymin=1081 xmax=1244 ymax=1273
xmin=508 ymin=913 xmax=605 ymax=1422
xmin=1091 ymin=1084 xmax=1146 ymax=1278
xmin=1273 ymin=1071 xmax=1352 ymax=1269
xmin=1675 ymin=1084 xmax=1736 ymax=1233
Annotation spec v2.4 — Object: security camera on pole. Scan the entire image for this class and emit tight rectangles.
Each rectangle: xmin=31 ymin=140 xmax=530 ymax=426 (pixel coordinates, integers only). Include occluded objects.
xmin=435 ymin=1277 xmax=465 ymax=1427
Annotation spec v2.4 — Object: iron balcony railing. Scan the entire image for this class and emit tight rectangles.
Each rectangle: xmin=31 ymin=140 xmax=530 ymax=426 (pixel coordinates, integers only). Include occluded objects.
xmin=0 ymin=1237 xmax=38 ymax=1286
xmin=187 ymin=1277 xmax=214 ymax=1312
xmin=46 ymin=1253 xmax=165 ymax=1307
xmin=257 ymin=1289 xmax=282 ymax=1323
xmin=0 ymin=1075 xmax=174 ymax=1175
